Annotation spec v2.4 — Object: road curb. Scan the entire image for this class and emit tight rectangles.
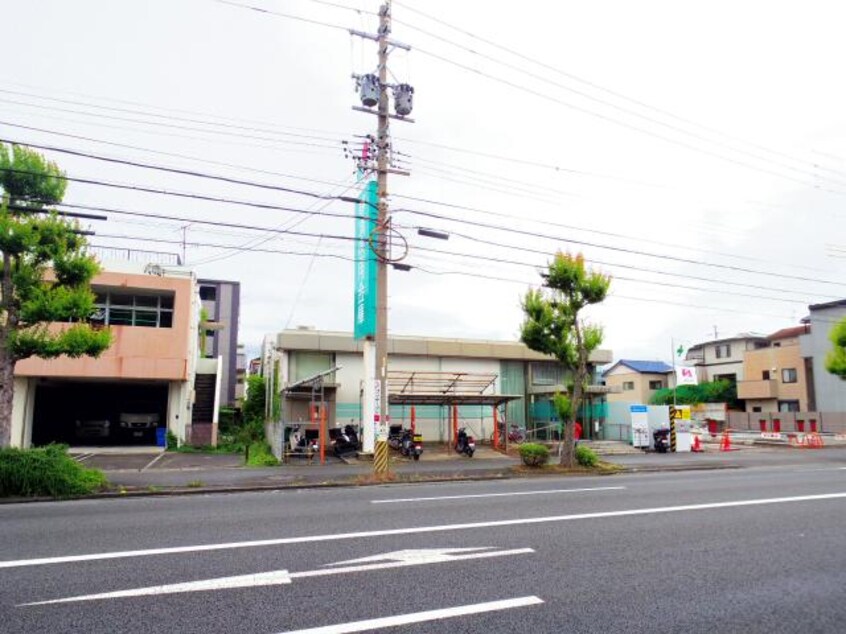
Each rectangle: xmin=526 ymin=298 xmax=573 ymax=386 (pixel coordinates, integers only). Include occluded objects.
xmin=0 ymin=461 xmax=752 ymax=504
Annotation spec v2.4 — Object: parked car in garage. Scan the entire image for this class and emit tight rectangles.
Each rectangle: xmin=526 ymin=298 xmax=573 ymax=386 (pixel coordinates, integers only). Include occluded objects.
xmin=74 ymin=419 xmax=111 ymax=439
xmin=119 ymin=412 xmax=160 ymax=439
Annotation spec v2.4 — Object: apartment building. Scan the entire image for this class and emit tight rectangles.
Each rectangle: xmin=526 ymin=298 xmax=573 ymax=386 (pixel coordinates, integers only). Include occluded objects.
xmin=738 ymin=325 xmax=811 ymax=412
xmin=198 ymin=279 xmax=241 ymax=406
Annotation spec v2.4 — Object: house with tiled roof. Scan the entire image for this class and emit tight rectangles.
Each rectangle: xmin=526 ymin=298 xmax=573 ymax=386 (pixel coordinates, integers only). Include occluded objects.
xmin=738 ymin=324 xmax=812 ymax=413
xmin=602 ymin=359 xmax=673 ymax=404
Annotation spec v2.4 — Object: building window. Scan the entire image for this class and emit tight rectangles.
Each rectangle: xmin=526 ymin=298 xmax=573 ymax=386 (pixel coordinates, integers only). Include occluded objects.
xmin=715 ymin=344 xmax=731 ymax=359
xmin=762 ymin=370 xmax=770 ymax=380
xmin=778 ymin=400 xmax=800 ymax=412
xmin=531 ymin=363 xmax=564 ymax=386
xmin=782 ymin=368 xmax=797 ymax=383
xmin=752 ymin=406 xmax=762 ymax=413
xmin=714 ymin=373 xmax=737 ymax=384
xmin=623 ymin=381 xmax=635 ymax=391
xmin=199 ymin=286 xmax=217 ymax=301
xmin=648 ymin=380 xmax=663 ymax=390
xmin=91 ymin=291 xmax=175 ymax=328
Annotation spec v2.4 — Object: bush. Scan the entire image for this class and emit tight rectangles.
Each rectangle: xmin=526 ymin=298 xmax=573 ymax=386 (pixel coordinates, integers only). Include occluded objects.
xmin=246 ymin=442 xmax=278 ymax=467
xmin=0 ymin=445 xmax=108 ymax=498
xmin=166 ymin=431 xmax=178 ymax=450
xmin=519 ymin=443 xmax=550 ymax=467
xmin=575 ymin=445 xmax=598 ymax=467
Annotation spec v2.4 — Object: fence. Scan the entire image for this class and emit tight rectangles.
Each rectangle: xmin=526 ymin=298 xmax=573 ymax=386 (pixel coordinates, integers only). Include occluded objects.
xmin=727 ymin=411 xmax=846 ymax=435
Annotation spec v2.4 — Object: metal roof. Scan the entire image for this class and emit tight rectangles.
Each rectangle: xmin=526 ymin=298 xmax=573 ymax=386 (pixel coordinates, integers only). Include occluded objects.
xmin=603 ymin=359 xmax=673 ymax=376
xmin=387 ymin=370 xmax=521 ymax=407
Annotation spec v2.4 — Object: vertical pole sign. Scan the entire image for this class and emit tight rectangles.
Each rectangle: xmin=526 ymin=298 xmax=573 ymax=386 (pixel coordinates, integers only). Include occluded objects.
xmin=355 ymin=180 xmax=379 ymax=453
xmin=354 ymin=180 xmax=378 ymax=340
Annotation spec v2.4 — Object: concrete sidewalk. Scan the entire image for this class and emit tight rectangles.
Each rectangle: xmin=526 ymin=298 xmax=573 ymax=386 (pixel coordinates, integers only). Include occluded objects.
xmin=94 ymin=443 xmax=846 ymax=493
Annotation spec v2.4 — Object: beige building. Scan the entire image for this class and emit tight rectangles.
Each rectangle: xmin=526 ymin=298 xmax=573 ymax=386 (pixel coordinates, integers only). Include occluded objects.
xmin=603 ymin=360 xmax=673 ymax=404
xmin=11 ymin=260 xmax=220 ymax=449
xmin=737 ymin=325 xmax=811 ymax=412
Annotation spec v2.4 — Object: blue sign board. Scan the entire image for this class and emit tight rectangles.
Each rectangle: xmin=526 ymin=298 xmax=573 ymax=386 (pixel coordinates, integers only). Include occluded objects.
xmin=630 ymin=405 xmax=648 ymax=413
xmin=354 ymin=180 xmax=378 ymax=339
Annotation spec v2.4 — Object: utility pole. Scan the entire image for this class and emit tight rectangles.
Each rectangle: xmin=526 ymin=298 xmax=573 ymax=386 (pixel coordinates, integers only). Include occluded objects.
xmin=373 ymin=1 xmax=391 ymax=475
xmin=350 ymin=1 xmax=413 ymax=474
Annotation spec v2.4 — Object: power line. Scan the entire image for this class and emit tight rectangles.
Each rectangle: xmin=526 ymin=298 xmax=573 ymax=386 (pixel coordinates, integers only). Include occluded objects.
xmin=0 ymin=88 xmax=343 ymax=144
xmin=393 ymin=206 xmax=846 ymax=287
xmin=0 ymin=96 xmax=344 ymax=152
xmin=393 ymin=1 xmax=846 ymax=183
xmin=49 ymin=196 xmax=827 ymax=305
xmin=0 ymin=120 xmax=360 ymax=191
xmin=0 ymin=137 xmax=359 ymax=204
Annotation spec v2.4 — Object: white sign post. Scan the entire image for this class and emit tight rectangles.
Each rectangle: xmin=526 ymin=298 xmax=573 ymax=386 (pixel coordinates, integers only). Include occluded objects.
xmin=631 ymin=405 xmax=650 ymax=448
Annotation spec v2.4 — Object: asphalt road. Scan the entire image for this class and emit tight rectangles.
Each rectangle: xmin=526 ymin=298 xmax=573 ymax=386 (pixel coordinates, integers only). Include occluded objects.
xmin=2 ymin=460 xmax=845 ymax=633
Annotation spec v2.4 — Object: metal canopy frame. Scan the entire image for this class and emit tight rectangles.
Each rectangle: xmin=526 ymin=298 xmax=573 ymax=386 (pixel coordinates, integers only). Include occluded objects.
xmin=386 ymin=371 xmax=522 ymax=452
xmin=281 ymin=366 xmax=342 ymax=465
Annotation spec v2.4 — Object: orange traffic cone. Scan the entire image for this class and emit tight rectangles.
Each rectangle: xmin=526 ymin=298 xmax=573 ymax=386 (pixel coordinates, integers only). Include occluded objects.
xmin=719 ymin=430 xmax=732 ymax=452
xmin=692 ymin=434 xmax=703 ymax=452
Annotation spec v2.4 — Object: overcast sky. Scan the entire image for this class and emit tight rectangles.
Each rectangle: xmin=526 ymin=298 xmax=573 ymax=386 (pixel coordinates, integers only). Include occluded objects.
xmin=4 ymin=0 xmax=846 ymax=362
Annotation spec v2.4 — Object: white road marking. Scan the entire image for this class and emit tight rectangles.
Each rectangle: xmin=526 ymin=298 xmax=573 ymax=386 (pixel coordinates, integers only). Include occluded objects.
xmin=20 ymin=548 xmax=534 ymax=606
xmin=3 ymin=492 xmax=845 ymax=569
xmin=370 ymin=485 xmax=625 ymax=504
xmin=275 ymin=596 xmax=545 ymax=633
xmin=324 ymin=547 xmax=495 ymax=566
xmin=20 ymin=571 xmax=292 ymax=606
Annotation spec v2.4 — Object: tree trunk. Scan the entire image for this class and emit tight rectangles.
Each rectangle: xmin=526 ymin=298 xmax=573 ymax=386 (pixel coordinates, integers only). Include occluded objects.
xmin=0 ymin=249 xmax=15 ymax=448
xmin=0 ymin=346 xmax=14 ymax=448
xmin=560 ymin=320 xmax=588 ymax=467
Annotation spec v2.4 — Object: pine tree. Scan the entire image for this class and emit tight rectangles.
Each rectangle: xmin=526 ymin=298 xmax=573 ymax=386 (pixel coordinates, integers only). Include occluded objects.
xmin=0 ymin=144 xmax=112 ymax=447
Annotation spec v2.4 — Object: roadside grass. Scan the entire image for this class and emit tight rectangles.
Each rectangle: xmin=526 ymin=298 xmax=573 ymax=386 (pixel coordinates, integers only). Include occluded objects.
xmin=511 ymin=460 xmax=623 ymax=476
xmin=0 ymin=444 xmax=108 ymax=498
xmin=246 ymin=442 xmax=279 ymax=467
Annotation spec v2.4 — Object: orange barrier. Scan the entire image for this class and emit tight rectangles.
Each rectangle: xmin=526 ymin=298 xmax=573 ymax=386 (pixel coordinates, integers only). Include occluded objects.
xmin=787 ymin=432 xmax=825 ymax=449
xmin=806 ymin=432 xmax=825 ymax=449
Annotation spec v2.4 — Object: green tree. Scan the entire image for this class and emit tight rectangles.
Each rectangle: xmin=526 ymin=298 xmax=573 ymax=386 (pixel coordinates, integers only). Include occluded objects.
xmin=520 ymin=252 xmax=610 ymax=467
xmin=825 ymin=318 xmax=846 ymax=379
xmin=0 ymin=144 xmax=112 ymax=447
xmin=238 ymin=375 xmax=267 ymax=463
xmin=650 ymin=380 xmax=738 ymax=407
xmin=242 ymin=374 xmax=267 ymax=424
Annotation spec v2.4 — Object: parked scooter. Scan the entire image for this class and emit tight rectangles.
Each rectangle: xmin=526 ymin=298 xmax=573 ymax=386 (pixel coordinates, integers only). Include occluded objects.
xmin=289 ymin=426 xmax=319 ymax=456
xmin=653 ymin=428 xmax=671 ymax=453
xmin=400 ymin=429 xmax=424 ymax=461
xmin=332 ymin=424 xmax=360 ymax=457
xmin=455 ymin=427 xmax=476 ymax=458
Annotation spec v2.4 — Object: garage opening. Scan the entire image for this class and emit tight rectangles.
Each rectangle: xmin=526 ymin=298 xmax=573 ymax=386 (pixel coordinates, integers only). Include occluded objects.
xmin=31 ymin=380 xmax=169 ymax=447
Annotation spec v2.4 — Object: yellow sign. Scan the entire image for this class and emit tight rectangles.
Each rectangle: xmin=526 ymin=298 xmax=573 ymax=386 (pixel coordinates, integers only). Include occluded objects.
xmin=670 ymin=406 xmax=691 ymax=421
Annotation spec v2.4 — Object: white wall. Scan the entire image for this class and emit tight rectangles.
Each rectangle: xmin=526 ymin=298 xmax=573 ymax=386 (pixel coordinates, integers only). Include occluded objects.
xmin=10 ymin=377 xmax=34 ymax=448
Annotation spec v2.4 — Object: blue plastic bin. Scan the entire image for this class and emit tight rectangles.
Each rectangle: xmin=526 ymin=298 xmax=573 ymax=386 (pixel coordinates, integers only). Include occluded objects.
xmin=156 ymin=427 xmax=167 ymax=448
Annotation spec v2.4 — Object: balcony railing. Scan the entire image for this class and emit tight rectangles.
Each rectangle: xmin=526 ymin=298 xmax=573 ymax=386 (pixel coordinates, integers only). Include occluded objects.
xmin=737 ymin=379 xmax=777 ymax=400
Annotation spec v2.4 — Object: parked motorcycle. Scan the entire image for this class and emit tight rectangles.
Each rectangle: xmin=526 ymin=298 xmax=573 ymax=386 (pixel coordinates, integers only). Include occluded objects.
xmin=387 ymin=424 xmax=404 ymax=451
xmin=653 ymin=428 xmax=671 ymax=453
xmin=494 ymin=423 xmax=526 ymax=444
xmin=455 ymin=427 xmax=476 ymax=458
xmin=400 ymin=429 xmax=424 ymax=461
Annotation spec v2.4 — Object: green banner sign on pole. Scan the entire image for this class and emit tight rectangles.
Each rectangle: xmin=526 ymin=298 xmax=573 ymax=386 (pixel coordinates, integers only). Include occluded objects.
xmin=354 ymin=180 xmax=378 ymax=340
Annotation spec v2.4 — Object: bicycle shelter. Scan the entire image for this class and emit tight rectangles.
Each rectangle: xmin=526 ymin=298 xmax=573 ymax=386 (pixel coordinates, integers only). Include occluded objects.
xmin=387 ymin=371 xmax=523 ymax=452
